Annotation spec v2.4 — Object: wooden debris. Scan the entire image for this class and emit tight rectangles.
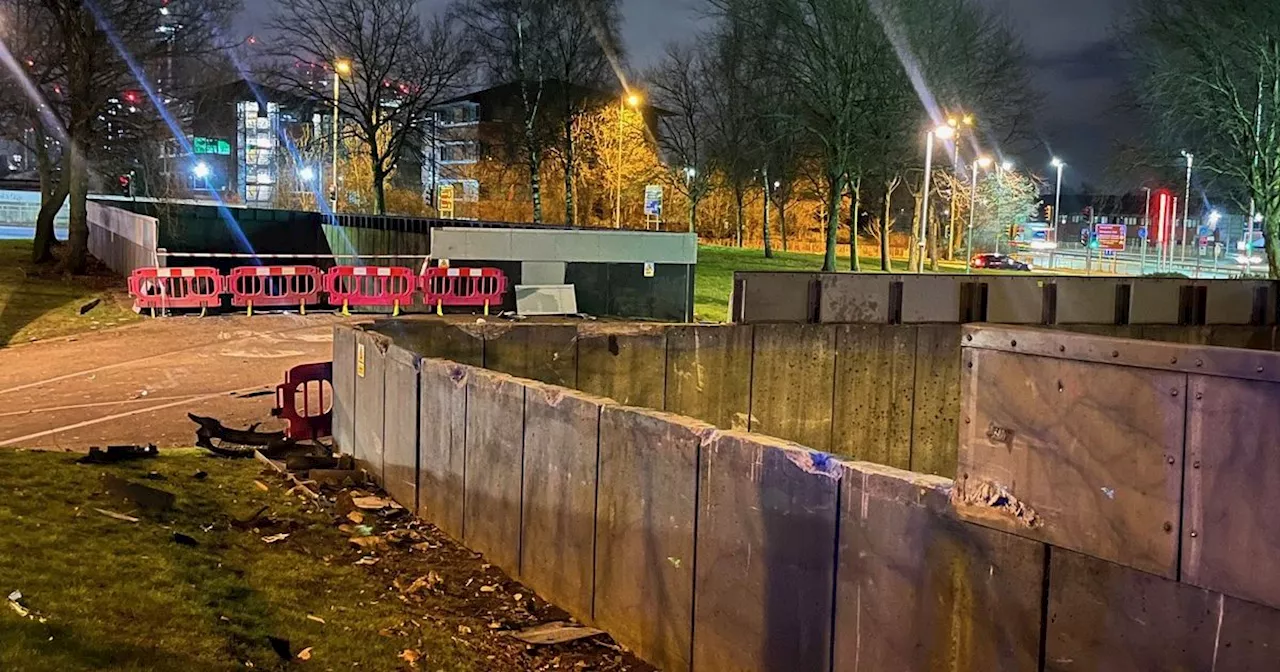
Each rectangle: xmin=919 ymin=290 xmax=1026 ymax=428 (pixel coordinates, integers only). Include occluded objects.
xmin=508 ymin=621 xmax=606 ymax=646
xmin=94 ymin=508 xmax=140 ymax=523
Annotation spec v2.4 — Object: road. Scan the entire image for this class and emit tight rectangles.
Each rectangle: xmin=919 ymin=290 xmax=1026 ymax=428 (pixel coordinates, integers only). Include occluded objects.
xmin=1029 ymin=248 xmax=1245 ymax=278
xmin=0 ymin=225 xmax=66 ymax=241
xmin=0 ymin=314 xmax=343 ymax=450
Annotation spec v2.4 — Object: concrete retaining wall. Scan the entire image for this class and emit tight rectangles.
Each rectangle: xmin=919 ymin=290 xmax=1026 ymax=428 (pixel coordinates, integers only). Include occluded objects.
xmin=338 ymin=322 xmax=1280 ymax=670
xmin=355 ymin=319 xmax=1276 ymax=480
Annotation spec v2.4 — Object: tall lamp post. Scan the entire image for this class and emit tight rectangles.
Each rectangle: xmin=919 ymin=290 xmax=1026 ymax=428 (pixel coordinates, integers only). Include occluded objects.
xmin=966 ymin=155 xmax=992 ymax=273
xmin=1180 ymin=150 xmax=1193 ymax=263
xmin=1142 ymin=187 xmax=1152 ymax=274
xmin=918 ymin=123 xmax=955 ymax=272
xmin=1051 ymin=157 xmax=1065 ymax=268
xmin=332 ymin=59 xmax=351 ymax=212
xmin=994 ymin=160 xmax=1013 ymax=254
xmin=614 ymin=92 xmax=642 ymax=229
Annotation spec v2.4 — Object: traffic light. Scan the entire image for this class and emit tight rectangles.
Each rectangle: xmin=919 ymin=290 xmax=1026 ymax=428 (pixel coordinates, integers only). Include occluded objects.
xmin=117 ymin=174 xmax=131 ymax=196
xmin=1080 ymin=229 xmax=1090 ymax=247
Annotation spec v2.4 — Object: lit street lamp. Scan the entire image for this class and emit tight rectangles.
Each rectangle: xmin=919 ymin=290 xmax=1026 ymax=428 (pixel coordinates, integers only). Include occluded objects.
xmin=918 ymin=123 xmax=955 ymax=272
xmin=1180 ymin=150 xmax=1193 ymax=262
xmin=614 ymin=92 xmax=642 ymax=229
xmin=193 ymin=162 xmax=210 ymax=179
xmin=1142 ymin=186 xmax=1152 ymax=274
xmin=299 ymin=166 xmax=316 ymax=183
xmin=966 ymin=155 xmax=992 ymax=273
xmin=945 ymin=114 xmax=974 ymax=257
xmin=333 ymin=58 xmax=352 ymax=211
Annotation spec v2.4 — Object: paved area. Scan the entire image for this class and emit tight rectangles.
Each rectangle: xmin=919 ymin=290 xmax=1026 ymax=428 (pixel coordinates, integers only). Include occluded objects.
xmin=0 ymin=314 xmax=344 ymax=450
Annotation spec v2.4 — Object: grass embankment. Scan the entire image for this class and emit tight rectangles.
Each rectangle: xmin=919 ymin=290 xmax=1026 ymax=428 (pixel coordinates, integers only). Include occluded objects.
xmin=0 ymin=240 xmax=138 ymax=346
xmin=0 ymin=450 xmax=477 ymax=671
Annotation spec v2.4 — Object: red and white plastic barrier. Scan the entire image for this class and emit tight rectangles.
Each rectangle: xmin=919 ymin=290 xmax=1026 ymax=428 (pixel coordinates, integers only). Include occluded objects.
xmin=128 ymin=267 xmax=223 ymax=315
xmin=324 ymin=266 xmax=417 ymax=316
xmin=228 ymin=266 xmax=324 ymax=315
xmin=272 ymin=361 xmax=333 ymax=441
xmin=422 ymin=267 xmax=508 ymax=316
xmin=126 ymin=264 xmax=509 ymax=316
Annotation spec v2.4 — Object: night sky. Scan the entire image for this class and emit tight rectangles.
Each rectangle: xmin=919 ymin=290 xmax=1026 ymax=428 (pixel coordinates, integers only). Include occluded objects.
xmin=241 ymin=0 xmax=1126 ymax=187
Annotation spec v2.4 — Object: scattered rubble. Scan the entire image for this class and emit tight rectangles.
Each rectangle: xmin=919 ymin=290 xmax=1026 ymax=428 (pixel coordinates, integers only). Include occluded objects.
xmin=510 ymin=622 xmax=606 ymax=646
xmin=94 ymin=508 xmax=140 ymax=523
xmin=101 ymin=473 xmax=175 ymax=511
xmin=78 ymin=444 xmax=158 ymax=465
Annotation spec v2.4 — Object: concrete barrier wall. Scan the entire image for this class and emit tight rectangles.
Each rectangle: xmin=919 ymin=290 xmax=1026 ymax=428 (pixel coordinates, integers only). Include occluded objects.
xmin=733 ymin=271 xmax=1280 ymax=331
xmin=332 ymin=325 xmax=357 ymax=455
xmin=362 ymin=320 xmax=1274 ymax=480
xmin=351 ymin=329 xmax=388 ymax=480
xmin=336 ymin=327 xmax=1280 ymax=672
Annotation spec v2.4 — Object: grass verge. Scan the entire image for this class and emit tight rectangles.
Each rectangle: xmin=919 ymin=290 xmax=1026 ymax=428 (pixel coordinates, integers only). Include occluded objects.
xmin=0 ymin=240 xmax=138 ymax=347
xmin=0 ymin=449 xmax=647 ymax=672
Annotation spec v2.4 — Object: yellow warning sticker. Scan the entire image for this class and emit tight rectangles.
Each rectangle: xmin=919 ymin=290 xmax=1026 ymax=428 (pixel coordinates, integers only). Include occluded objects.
xmin=357 ymin=343 xmax=366 ymax=378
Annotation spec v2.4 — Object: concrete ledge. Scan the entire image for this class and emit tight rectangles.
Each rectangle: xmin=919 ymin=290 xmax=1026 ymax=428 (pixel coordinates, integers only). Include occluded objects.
xmin=576 ymin=324 xmax=667 ymax=409
xmin=748 ymin=324 xmax=836 ymax=451
xmin=594 ymin=406 xmax=713 ymax=672
xmin=520 ymin=383 xmax=608 ymax=623
xmin=463 ymin=368 xmax=526 ymax=575
xmin=483 ymin=324 xmax=578 ymax=387
xmin=692 ymin=432 xmax=840 ymax=672
xmin=664 ymin=325 xmax=753 ymax=430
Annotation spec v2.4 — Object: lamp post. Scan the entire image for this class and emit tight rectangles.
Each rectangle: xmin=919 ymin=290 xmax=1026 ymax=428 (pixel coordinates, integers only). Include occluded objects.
xmin=966 ymin=155 xmax=992 ymax=274
xmin=332 ymin=59 xmax=351 ymax=212
xmin=993 ymin=160 xmax=1012 ymax=254
xmin=1180 ymin=150 xmax=1193 ymax=263
xmin=615 ymin=92 xmax=642 ymax=229
xmin=1051 ymin=157 xmax=1064 ymax=268
xmin=918 ymin=123 xmax=955 ymax=273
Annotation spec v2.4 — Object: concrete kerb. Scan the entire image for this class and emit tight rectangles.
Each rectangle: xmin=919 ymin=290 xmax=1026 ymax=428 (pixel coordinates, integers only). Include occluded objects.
xmin=353 ymin=328 xmax=389 ymax=483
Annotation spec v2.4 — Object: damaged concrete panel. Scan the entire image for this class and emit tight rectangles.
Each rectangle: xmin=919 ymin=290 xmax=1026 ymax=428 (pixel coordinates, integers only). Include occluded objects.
xmin=749 ymin=324 xmax=836 ymax=451
xmin=831 ymin=325 xmax=917 ymax=467
xmin=332 ymin=324 xmax=357 ymax=456
xmin=833 ymin=462 xmax=1044 ymax=672
xmin=956 ymin=347 xmax=1185 ymax=578
xmin=910 ymin=324 xmax=963 ymax=476
xmin=576 ymin=324 xmax=667 ymax=409
xmin=1045 ymin=548 xmax=1280 ymax=670
xmin=383 ymin=345 xmax=420 ymax=512
xmin=353 ymin=329 xmax=388 ymax=483
xmin=1183 ymin=375 xmax=1280 ymax=610
xmin=418 ymin=359 xmax=469 ymax=539
xmin=520 ymin=383 xmax=607 ymax=624
xmin=371 ymin=318 xmax=484 ymax=365
xmin=483 ymin=324 xmax=578 ymax=388
xmin=818 ymin=274 xmax=894 ymax=323
xmin=463 ymin=368 xmax=526 ymax=576
xmin=595 ymin=407 xmax=713 ymax=672
xmin=664 ymin=325 xmax=753 ymax=430
xmin=692 ymin=431 xmax=840 ymax=672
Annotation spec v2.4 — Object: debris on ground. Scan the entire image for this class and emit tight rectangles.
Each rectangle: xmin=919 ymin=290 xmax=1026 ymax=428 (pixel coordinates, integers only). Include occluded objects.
xmin=267 ymin=636 xmax=294 ymax=661
xmin=78 ymin=298 xmax=101 ymax=315
xmin=233 ymin=389 xmax=275 ymax=400
xmin=508 ymin=622 xmax=606 ymax=645
xmin=261 ymin=533 xmax=290 ymax=544
xmin=296 ymin=647 xmax=313 ymax=661
xmin=101 ymin=473 xmax=175 ymax=511
xmin=193 ymin=470 xmax=208 ymax=480
xmin=171 ymin=532 xmax=199 ymax=547
xmin=94 ymin=508 xmax=140 ymax=523
xmin=78 ymin=444 xmax=158 ymax=465
xmin=189 ymin=413 xmax=298 ymax=457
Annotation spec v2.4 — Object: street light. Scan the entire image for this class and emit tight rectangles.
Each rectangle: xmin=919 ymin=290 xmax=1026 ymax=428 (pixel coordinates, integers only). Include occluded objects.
xmin=1180 ymin=150 xmax=1193 ymax=262
xmin=918 ymin=124 xmax=955 ymax=272
xmin=299 ymin=166 xmax=316 ymax=183
xmin=966 ymin=155 xmax=992 ymax=273
xmin=332 ymin=58 xmax=352 ymax=211
xmin=192 ymin=162 xmax=210 ymax=179
xmin=1050 ymin=158 xmax=1065 ymax=267
xmin=944 ymin=114 xmax=974 ymax=258
xmin=615 ymin=91 xmax=642 ymax=229
xmin=1142 ymin=187 xmax=1152 ymax=274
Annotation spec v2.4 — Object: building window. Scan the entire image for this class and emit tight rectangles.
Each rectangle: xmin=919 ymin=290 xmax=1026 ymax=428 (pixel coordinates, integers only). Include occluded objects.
xmin=440 ymin=141 xmax=477 ymax=164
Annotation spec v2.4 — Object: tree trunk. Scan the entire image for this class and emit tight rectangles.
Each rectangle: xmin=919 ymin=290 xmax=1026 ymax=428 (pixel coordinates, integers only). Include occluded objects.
xmin=1265 ymin=208 xmax=1280 ymax=279
xmin=734 ymin=187 xmax=745 ymax=248
xmin=32 ymin=128 xmax=65 ymax=264
xmin=526 ymin=121 xmax=543 ymax=223
xmin=822 ymin=172 xmax=840 ymax=272
xmin=371 ymin=149 xmax=387 ymax=215
xmin=778 ymin=197 xmax=788 ymax=252
xmin=928 ymin=198 xmax=940 ymax=272
xmin=908 ymin=192 xmax=922 ymax=272
xmin=849 ymin=174 xmax=861 ymax=272
xmin=762 ymin=177 xmax=773 ymax=259
xmin=881 ymin=182 xmax=894 ymax=272
xmin=688 ymin=194 xmax=698 ymax=233
xmin=65 ymin=141 xmax=89 ymax=274
xmin=563 ymin=116 xmax=575 ymax=226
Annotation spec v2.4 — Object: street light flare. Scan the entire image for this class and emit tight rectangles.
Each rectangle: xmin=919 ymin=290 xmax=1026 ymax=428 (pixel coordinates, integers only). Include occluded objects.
xmin=934 ymin=125 xmax=955 ymax=140
xmin=626 ymin=94 xmax=642 ymax=107
xmin=977 ymin=156 xmax=992 ymax=168
xmin=335 ymin=59 xmax=352 ymax=76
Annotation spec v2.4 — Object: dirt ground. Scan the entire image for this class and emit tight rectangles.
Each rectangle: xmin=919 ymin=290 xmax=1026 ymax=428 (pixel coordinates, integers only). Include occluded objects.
xmin=0 ymin=314 xmax=344 ymax=450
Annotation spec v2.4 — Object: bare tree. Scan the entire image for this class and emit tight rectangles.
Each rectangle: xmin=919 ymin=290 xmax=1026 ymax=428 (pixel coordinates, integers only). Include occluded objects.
xmin=703 ymin=10 xmax=764 ymax=248
xmin=1130 ymin=0 xmax=1280 ymax=276
xmin=648 ymin=43 xmax=713 ymax=232
xmin=268 ymin=0 xmax=469 ymax=215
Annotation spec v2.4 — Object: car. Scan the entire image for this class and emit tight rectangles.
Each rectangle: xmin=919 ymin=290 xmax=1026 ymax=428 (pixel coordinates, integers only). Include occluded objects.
xmin=970 ymin=253 xmax=1032 ymax=271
